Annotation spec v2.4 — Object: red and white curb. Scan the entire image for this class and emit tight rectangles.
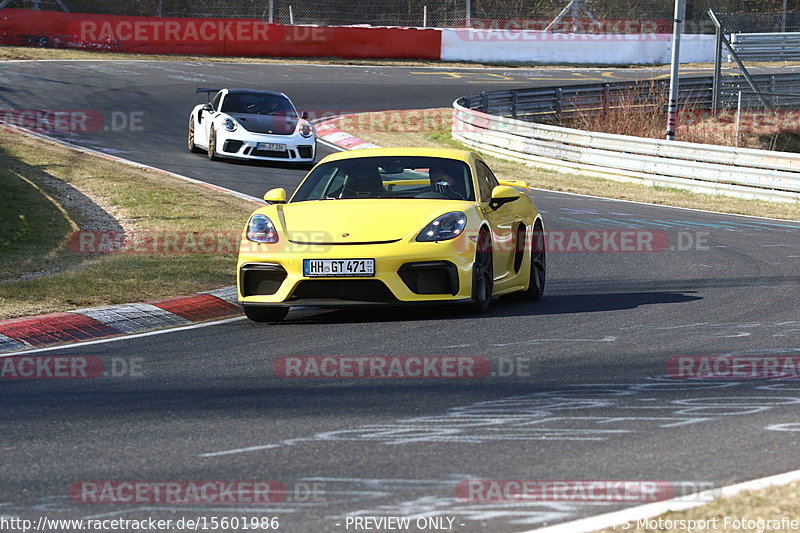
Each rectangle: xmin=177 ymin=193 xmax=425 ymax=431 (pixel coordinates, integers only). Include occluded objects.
xmin=315 ymin=117 xmax=381 ymax=151
xmin=0 ymin=287 xmax=240 ymax=353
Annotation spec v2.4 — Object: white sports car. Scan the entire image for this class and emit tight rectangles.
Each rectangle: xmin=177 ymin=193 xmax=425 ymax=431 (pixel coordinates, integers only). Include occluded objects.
xmin=188 ymin=88 xmax=316 ymax=165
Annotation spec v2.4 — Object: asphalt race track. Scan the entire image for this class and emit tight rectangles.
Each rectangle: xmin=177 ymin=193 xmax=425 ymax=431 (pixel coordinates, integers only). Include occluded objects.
xmin=2 ymin=61 xmax=800 ymax=532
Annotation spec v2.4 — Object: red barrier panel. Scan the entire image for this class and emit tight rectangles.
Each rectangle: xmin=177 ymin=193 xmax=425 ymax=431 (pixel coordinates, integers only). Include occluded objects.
xmin=0 ymin=9 xmax=442 ymax=59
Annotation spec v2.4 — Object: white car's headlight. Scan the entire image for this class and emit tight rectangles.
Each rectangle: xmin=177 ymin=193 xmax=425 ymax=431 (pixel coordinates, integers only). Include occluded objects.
xmin=246 ymin=214 xmax=279 ymax=243
xmin=417 ymin=212 xmax=467 ymax=242
xmin=222 ymin=118 xmax=237 ymax=132
xmin=299 ymin=122 xmax=313 ymax=138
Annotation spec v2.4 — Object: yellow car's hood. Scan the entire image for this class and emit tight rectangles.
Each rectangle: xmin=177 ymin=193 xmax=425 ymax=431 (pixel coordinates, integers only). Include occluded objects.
xmin=278 ymin=199 xmax=470 ymax=244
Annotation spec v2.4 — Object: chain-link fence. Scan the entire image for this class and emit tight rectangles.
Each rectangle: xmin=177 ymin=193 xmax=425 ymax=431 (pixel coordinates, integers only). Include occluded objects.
xmin=2 ymin=0 xmax=800 ymax=30
xmin=705 ymin=9 xmax=800 ymax=151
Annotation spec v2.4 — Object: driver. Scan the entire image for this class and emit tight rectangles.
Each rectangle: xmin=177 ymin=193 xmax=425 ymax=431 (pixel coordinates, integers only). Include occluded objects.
xmin=430 ymin=165 xmax=465 ymax=200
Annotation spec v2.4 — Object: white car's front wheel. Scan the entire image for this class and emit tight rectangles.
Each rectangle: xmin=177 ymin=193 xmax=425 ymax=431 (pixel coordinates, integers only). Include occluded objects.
xmin=207 ymin=128 xmax=219 ymax=161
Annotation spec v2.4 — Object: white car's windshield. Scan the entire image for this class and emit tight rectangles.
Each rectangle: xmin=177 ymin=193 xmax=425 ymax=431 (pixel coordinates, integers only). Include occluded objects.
xmin=221 ymin=92 xmax=297 ymax=117
xmin=291 ymin=156 xmax=475 ymax=202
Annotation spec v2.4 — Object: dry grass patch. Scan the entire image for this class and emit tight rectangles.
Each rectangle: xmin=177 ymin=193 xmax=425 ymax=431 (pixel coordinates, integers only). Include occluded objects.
xmin=597 ymin=480 xmax=800 ymax=533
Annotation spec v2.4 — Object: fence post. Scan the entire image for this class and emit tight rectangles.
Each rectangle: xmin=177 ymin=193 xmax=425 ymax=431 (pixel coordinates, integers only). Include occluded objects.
xmin=666 ymin=0 xmax=686 ymax=141
xmin=711 ymin=10 xmax=722 ymax=117
xmin=735 ymin=91 xmax=742 ymax=148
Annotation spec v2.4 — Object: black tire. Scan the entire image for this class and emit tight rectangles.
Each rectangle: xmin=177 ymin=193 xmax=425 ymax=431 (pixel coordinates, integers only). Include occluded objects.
xmin=524 ymin=220 xmax=546 ymax=300
xmin=466 ymin=230 xmax=493 ymax=314
xmin=207 ymin=128 xmax=219 ymax=161
xmin=242 ymin=305 xmax=289 ymax=323
xmin=188 ymin=117 xmax=203 ymax=153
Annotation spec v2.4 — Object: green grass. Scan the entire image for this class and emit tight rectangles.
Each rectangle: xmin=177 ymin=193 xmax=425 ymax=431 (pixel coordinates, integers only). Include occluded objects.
xmin=0 ymin=129 xmax=256 ymax=319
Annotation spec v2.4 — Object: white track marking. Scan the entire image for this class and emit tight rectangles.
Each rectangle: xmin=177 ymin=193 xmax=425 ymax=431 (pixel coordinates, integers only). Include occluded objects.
xmin=199 ymin=379 xmax=800 ymax=457
xmin=522 ymin=466 xmax=800 ymax=533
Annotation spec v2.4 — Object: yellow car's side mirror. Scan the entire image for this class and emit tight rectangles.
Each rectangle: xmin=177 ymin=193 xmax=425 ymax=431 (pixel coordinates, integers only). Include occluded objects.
xmin=489 ymin=185 xmax=522 ymax=210
xmin=263 ymin=188 xmax=287 ymax=205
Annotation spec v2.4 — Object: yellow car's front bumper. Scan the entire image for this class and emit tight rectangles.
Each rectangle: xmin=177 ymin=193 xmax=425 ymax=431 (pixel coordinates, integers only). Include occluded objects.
xmin=237 ymin=236 xmax=476 ymax=306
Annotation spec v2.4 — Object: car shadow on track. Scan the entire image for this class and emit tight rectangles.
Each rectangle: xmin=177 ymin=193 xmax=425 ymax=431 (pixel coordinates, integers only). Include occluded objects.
xmin=278 ymin=291 xmax=702 ymax=325
xmin=195 ymin=154 xmax=312 ymax=171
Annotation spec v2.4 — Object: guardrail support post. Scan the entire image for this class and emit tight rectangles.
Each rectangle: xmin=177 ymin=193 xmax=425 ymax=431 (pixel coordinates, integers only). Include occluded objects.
xmin=555 ymin=88 xmax=563 ymax=119
xmin=511 ymin=91 xmax=518 ymax=120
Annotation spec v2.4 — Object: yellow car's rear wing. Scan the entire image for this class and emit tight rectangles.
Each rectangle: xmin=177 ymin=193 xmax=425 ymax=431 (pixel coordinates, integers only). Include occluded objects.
xmin=498 ymin=179 xmax=531 ymax=191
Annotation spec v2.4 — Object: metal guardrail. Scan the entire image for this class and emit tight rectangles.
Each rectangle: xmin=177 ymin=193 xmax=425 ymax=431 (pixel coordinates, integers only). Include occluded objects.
xmin=458 ymin=79 xmax=712 ymax=122
xmin=730 ymin=32 xmax=800 ymax=61
xmin=452 ymin=81 xmax=800 ymax=202
xmin=458 ymin=74 xmax=800 ymax=123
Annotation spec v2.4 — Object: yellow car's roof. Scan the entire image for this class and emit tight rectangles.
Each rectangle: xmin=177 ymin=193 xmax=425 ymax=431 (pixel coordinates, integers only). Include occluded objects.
xmin=318 ymin=147 xmax=475 ymax=164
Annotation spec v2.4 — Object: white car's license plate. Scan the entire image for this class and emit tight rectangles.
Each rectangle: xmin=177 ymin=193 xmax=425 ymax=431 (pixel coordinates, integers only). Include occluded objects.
xmin=303 ymin=259 xmax=375 ymax=277
xmin=257 ymin=142 xmax=286 ymax=152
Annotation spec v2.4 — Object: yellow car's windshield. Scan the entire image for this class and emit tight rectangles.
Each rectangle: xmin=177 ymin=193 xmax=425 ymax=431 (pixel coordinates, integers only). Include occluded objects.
xmin=291 ymin=156 xmax=475 ymax=202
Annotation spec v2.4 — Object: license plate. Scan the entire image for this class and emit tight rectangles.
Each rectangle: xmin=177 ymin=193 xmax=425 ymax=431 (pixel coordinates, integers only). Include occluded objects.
xmin=257 ymin=142 xmax=286 ymax=152
xmin=303 ymin=259 xmax=375 ymax=277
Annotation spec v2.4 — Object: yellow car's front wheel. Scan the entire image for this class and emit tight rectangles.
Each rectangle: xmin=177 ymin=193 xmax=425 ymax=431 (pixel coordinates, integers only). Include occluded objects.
xmin=467 ymin=230 xmax=493 ymax=314
xmin=525 ymin=220 xmax=546 ymax=300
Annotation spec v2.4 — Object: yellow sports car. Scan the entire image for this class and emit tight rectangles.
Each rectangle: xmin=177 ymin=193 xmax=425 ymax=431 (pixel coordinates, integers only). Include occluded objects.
xmin=237 ymin=147 xmax=545 ymax=322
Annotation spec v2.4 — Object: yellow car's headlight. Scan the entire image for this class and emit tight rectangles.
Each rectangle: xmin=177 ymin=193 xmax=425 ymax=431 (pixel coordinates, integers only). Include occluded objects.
xmin=416 ymin=212 xmax=467 ymax=242
xmin=246 ymin=214 xmax=279 ymax=243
